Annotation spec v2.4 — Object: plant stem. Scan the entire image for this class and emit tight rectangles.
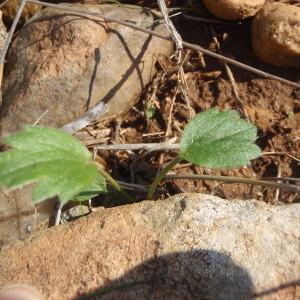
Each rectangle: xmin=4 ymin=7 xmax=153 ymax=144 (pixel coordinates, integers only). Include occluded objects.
xmin=94 ymin=161 xmax=134 ymax=203
xmin=147 ymin=156 xmax=182 ymax=199
xmin=165 ymin=174 xmax=300 ymax=193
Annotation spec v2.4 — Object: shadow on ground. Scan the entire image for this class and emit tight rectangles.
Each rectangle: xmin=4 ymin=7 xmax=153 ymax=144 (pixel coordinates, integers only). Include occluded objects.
xmin=75 ymin=249 xmax=254 ymax=300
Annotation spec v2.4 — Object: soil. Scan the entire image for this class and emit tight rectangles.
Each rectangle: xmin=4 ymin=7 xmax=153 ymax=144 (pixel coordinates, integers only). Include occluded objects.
xmin=1 ymin=0 xmax=300 ymax=208
xmin=75 ymin=0 xmax=300 ymax=206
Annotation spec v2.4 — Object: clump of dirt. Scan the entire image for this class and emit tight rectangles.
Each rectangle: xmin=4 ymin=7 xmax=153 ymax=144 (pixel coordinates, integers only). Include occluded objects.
xmin=76 ymin=3 xmax=300 ymax=206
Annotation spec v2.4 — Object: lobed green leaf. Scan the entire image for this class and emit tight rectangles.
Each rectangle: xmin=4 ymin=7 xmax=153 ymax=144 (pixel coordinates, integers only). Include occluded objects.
xmin=179 ymin=109 xmax=261 ymax=168
xmin=0 ymin=126 xmax=106 ymax=203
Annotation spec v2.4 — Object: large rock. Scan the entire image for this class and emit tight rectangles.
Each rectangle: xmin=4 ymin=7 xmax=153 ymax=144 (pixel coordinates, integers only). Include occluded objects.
xmin=0 ymin=4 xmax=172 ymax=245
xmin=0 ymin=193 xmax=299 ymax=299
xmin=252 ymin=3 xmax=300 ymax=67
xmin=0 ymin=4 xmax=173 ymax=134
xmin=202 ymin=0 xmax=265 ymax=20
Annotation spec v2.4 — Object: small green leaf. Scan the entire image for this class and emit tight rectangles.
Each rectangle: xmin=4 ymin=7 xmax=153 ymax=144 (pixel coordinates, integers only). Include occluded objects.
xmin=179 ymin=109 xmax=261 ymax=168
xmin=145 ymin=105 xmax=156 ymax=120
xmin=0 ymin=126 xmax=106 ymax=203
xmin=74 ymin=173 xmax=106 ymax=201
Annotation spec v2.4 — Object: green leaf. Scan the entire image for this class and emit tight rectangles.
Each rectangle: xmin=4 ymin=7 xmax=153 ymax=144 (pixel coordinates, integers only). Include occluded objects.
xmin=74 ymin=173 xmax=107 ymax=201
xmin=179 ymin=108 xmax=261 ymax=168
xmin=145 ymin=104 xmax=156 ymax=120
xmin=0 ymin=126 xmax=106 ymax=203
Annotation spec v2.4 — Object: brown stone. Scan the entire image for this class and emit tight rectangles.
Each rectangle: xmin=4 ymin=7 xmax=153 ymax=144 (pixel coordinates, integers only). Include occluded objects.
xmin=252 ymin=3 xmax=300 ymax=67
xmin=0 ymin=194 xmax=299 ymax=299
xmin=0 ymin=4 xmax=173 ymax=135
xmin=202 ymin=0 xmax=265 ymax=20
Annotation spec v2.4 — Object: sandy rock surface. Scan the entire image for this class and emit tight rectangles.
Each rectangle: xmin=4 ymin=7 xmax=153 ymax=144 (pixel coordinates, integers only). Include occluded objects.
xmin=0 ymin=4 xmax=172 ymax=246
xmin=0 ymin=193 xmax=299 ymax=299
xmin=252 ymin=3 xmax=300 ymax=67
xmin=202 ymin=0 xmax=265 ymax=20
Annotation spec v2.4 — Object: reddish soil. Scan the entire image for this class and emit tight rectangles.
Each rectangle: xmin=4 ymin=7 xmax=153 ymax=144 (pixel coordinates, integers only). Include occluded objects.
xmin=77 ymin=2 xmax=300 ymax=205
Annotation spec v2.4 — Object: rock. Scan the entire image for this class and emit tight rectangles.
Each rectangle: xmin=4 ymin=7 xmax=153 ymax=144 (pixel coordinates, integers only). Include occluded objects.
xmin=0 ymin=4 xmax=173 ymax=134
xmin=0 ymin=186 xmax=57 ymax=249
xmin=1 ymin=0 xmax=41 ymax=23
xmin=61 ymin=204 xmax=91 ymax=223
xmin=0 ymin=4 xmax=172 ymax=246
xmin=202 ymin=0 xmax=265 ymax=20
xmin=0 ymin=193 xmax=299 ymax=299
xmin=252 ymin=3 xmax=300 ymax=67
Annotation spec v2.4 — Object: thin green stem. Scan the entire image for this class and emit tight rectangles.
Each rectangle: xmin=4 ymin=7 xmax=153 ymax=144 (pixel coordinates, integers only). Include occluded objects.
xmin=95 ymin=162 xmax=134 ymax=203
xmin=147 ymin=156 xmax=182 ymax=199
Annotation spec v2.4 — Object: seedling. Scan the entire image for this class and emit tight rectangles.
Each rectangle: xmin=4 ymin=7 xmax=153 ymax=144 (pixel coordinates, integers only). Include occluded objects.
xmin=147 ymin=108 xmax=261 ymax=198
xmin=0 ymin=109 xmax=261 ymax=206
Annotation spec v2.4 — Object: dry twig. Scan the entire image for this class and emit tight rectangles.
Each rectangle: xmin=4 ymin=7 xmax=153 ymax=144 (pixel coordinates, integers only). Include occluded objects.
xmin=33 ymin=109 xmax=49 ymax=126
xmin=183 ymin=14 xmax=244 ymax=26
xmin=54 ymin=202 xmax=63 ymax=226
xmin=263 ymin=176 xmax=300 ymax=182
xmin=94 ymin=139 xmax=179 ymax=152
xmin=177 ymin=51 xmax=193 ymax=119
xmin=274 ymin=163 xmax=281 ymax=203
xmin=165 ymin=86 xmax=179 ymax=137
xmin=0 ymin=0 xmax=28 ymax=102
xmin=61 ymin=102 xmax=108 ymax=134
xmin=0 ymin=0 xmax=27 ymax=65
xmin=208 ymin=25 xmax=248 ymax=119
xmin=165 ymin=174 xmax=300 ymax=193
xmin=263 ymin=151 xmax=300 ymax=163
xmin=0 ymin=0 xmax=11 ymax=9
xmin=157 ymin=0 xmax=183 ymax=60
